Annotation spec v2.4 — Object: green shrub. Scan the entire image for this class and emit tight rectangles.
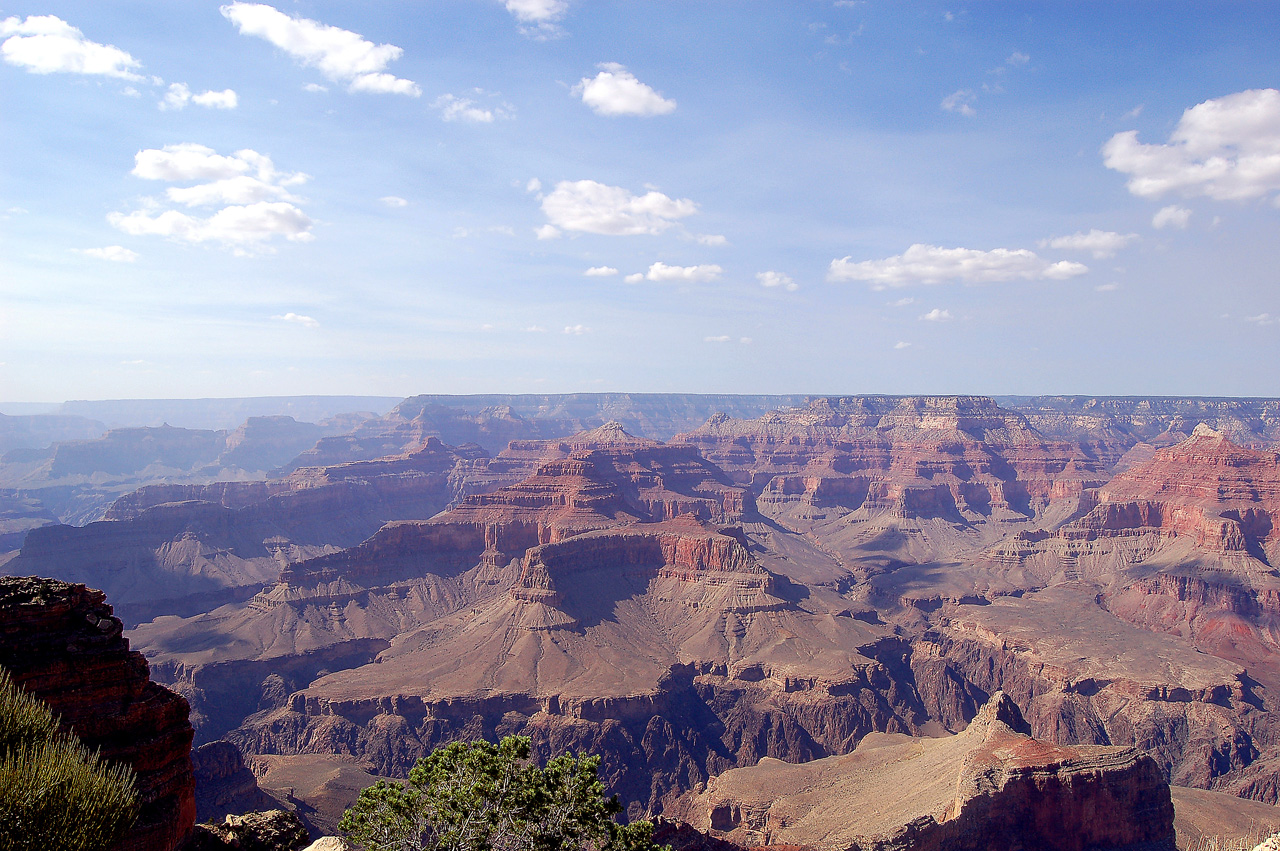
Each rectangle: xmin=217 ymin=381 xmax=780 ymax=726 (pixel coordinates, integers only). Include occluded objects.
xmin=340 ymin=735 xmax=668 ymax=851
xmin=0 ymin=667 xmax=139 ymax=851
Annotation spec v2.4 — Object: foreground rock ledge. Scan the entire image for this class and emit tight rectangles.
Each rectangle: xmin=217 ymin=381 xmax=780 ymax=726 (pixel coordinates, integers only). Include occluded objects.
xmin=674 ymin=692 xmax=1176 ymax=851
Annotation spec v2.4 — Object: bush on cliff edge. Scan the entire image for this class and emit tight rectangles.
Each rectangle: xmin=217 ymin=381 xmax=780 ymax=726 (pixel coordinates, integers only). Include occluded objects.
xmin=0 ymin=667 xmax=139 ymax=851
xmin=340 ymin=735 xmax=669 ymax=851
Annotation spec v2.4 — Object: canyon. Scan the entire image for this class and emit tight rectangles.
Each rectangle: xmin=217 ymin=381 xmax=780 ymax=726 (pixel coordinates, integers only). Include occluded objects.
xmin=6 ymin=393 xmax=1280 ymax=847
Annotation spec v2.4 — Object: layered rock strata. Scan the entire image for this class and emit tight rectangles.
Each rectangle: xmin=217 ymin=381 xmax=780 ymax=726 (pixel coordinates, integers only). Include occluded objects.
xmin=674 ymin=692 xmax=1176 ymax=851
xmin=0 ymin=575 xmax=196 ymax=851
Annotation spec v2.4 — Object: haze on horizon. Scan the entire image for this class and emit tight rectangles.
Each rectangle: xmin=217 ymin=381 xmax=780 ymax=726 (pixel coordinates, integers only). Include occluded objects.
xmin=3 ymin=1 xmax=1279 ymax=403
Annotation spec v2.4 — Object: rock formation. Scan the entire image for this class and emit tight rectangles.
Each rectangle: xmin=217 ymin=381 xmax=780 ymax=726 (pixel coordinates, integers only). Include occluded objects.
xmin=674 ymin=692 xmax=1176 ymax=851
xmin=0 ymin=575 xmax=196 ymax=851
xmin=181 ymin=810 xmax=310 ymax=851
xmin=192 ymin=740 xmax=277 ymax=823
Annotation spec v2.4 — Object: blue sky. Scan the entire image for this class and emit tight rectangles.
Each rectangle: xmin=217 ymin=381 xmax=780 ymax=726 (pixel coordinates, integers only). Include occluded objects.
xmin=3 ymin=1 xmax=1279 ymax=401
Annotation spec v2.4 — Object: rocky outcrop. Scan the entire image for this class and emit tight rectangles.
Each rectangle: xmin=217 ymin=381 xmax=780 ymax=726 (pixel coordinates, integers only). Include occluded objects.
xmin=192 ymin=741 xmax=277 ymax=822
xmin=181 ymin=810 xmax=309 ymax=851
xmin=0 ymin=575 xmax=196 ymax=851
xmin=675 ymin=692 xmax=1176 ymax=851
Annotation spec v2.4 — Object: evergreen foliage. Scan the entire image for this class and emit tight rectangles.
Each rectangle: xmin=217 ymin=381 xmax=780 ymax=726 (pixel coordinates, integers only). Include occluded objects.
xmin=0 ymin=667 xmax=140 ymax=851
xmin=340 ymin=735 xmax=669 ymax=851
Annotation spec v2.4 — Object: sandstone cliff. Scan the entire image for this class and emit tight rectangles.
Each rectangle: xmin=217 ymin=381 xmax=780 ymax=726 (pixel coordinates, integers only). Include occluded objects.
xmin=0 ymin=575 xmax=196 ymax=851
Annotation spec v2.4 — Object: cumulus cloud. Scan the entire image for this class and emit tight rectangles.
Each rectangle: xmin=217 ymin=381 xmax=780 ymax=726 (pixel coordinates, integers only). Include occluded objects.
xmin=1103 ymin=88 xmax=1280 ymax=202
xmin=828 ymin=244 xmax=1088 ymax=288
xmin=704 ymin=335 xmax=732 ymax=343
xmin=1152 ymin=204 xmax=1192 ymax=229
xmin=526 ymin=178 xmax=542 ymax=193
xmin=563 ymin=324 xmax=589 ymax=335
xmin=1 ymin=15 xmax=143 ymax=79
xmin=432 ymin=93 xmax=512 ymax=123
xmin=695 ymin=234 xmax=727 ymax=246
xmin=1038 ymin=229 xmax=1138 ymax=259
xmin=535 ymin=224 xmax=561 ymax=240
xmin=584 ymin=266 xmax=618 ymax=276
xmin=1095 ymin=283 xmax=1120 ymax=292
xmin=273 ymin=312 xmax=319 ymax=327
xmin=162 ymin=83 xmax=238 ymax=110
xmin=110 ymin=144 xmax=313 ymax=252
xmin=757 ymin=270 xmax=798 ymax=291
xmin=643 ymin=262 xmax=722 ymax=283
xmin=894 ymin=341 xmax=912 ymax=349
xmin=79 ymin=245 xmax=138 ymax=262
xmin=941 ymin=89 xmax=976 ymax=116
xmin=1246 ymin=313 xmax=1277 ymax=326
xmin=919 ymin=308 xmax=952 ymax=321
xmin=303 ymin=82 xmax=327 ymax=93
xmin=502 ymin=0 xmax=568 ymax=37
xmin=1007 ymin=51 xmax=1030 ymax=66
xmin=573 ymin=63 xmax=676 ymax=117
xmin=541 ymin=180 xmax=697 ymax=235
xmin=220 ymin=3 xmax=419 ymax=96
xmin=624 ymin=273 xmax=644 ymax=284
xmin=380 ymin=196 xmax=408 ymax=207
xmin=889 ymin=297 xmax=916 ymax=307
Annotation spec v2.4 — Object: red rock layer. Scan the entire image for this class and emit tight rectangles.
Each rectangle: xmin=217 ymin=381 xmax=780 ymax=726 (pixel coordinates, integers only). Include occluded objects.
xmin=676 ymin=396 xmax=1118 ymax=522
xmin=0 ymin=575 xmax=196 ymax=851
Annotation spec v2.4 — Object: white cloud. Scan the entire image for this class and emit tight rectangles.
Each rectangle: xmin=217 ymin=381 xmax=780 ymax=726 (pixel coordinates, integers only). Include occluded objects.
xmin=829 ymin=244 xmax=1088 ymax=288
xmin=1152 ymin=205 xmax=1191 ymax=229
xmin=695 ymin=234 xmax=727 ymax=246
xmin=644 ymin=262 xmax=722 ymax=283
xmin=584 ymin=266 xmax=618 ymax=277
xmin=502 ymin=0 xmax=567 ymax=36
xmin=526 ymin=325 xmax=547 ymax=333
xmin=894 ymin=341 xmax=912 ymax=349
xmin=132 ymin=143 xmax=251 ymax=182
xmin=1 ymin=15 xmax=144 ymax=80
xmin=704 ymin=335 xmax=732 ymax=343
xmin=1095 ymin=283 xmax=1120 ymax=292
xmin=303 ymin=82 xmax=327 ymax=93
xmin=535 ymin=224 xmax=561 ymax=240
xmin=889 ymin=297 xmax=916 ymax=307
xmin=165 ymin=175 xmax=299 ymax=207
xmin=624 ymin=273 xmax=644 ymax=284
xmin=220 ymin=3 xmax=419 ymax=96
xmin=563 ymin=324 xmax=589 ymax=335
xmin=739 ymin=337 xmax=753 ymax=344
xmin=273 ymin=312 xmax=319 ymax=328
xmin=380 ymin=196 xmax=408 ymax=208
xmin=526 ymin=178 xmax=542 ymax=193
xmin=920 ymin=308 xmax=952 ymax=321
xmin=111 ymin=145 xmax=313 ymax=252
xmin=757 ymin=270 xmax=798 ymax=291
xmin=541 ymin=180 xmax=697 ymax=235
xmin=1103 ymin=88 xmax=1280 ymax=202
xmin=1006 ymin=51 xmax=1029 ymax=66
xmin=1246 ymin=313 xmax=1277 ymax=326
xmin=1038 ymin=229 xmax=1139 ymax=259
xmin=573 ymin=63 xmax=676 ymax=117
xmin=941 ymin=89 xmax=976 ymax=117
xmin=432 ymin=93 xmax=512 ymax=123
xmin=192 ymin=88 xmax=238 ymax=109
xmin=79 ymin=245 xmax=138 ymax=262
xmin=109 ymin=202 xmax=313 ymax=249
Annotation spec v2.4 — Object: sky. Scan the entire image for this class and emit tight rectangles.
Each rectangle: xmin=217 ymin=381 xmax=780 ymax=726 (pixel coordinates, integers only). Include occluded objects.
xmin=2 ymin=1 xmax=1280 ymax=402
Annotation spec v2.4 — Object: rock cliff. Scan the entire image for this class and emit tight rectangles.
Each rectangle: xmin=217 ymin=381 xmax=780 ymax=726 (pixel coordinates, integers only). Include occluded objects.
xmin=674 ymin=692 xmax=1176 ymax=851
xmin=0 ymin=575 xmax=196 ymax=851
